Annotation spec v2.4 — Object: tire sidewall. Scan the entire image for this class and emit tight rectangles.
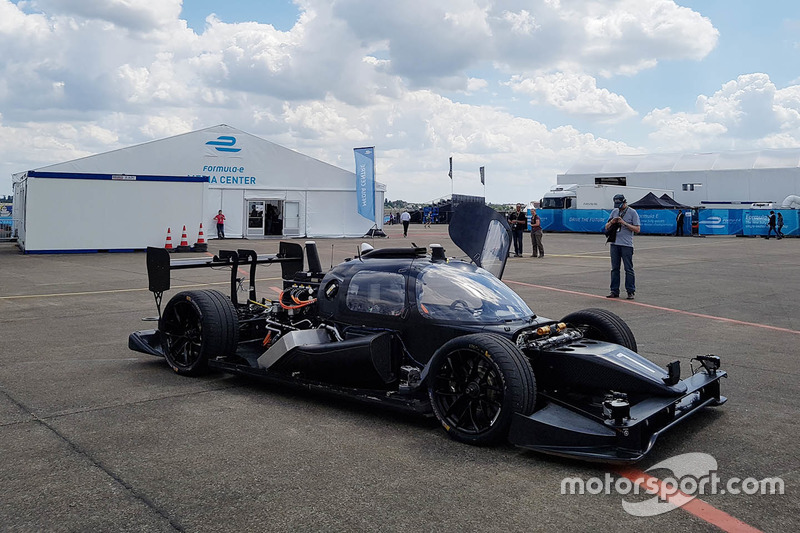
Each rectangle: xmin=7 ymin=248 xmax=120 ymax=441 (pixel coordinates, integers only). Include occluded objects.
xmin=561 ymin=308 xmax=637 ymax=352
xmin=161 ymin=292 xmax=208 ymax=375
xmin=427 ymin=333 xmax=534 ymax=445
xmin=160 ymin=290 xmax=238 ymax=375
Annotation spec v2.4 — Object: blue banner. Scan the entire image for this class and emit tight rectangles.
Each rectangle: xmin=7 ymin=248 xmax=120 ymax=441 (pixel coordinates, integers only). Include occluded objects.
xmin=562 ymin=210 xmax=609 ymax=233
xmin=537 ymin=209 xmax=691 ymax=234
xmin=700 ymin=209 xmax=743 ymax=235
xmin=741 ymin=209 xmax=798 ymax=236
xmin=536 ymin=209 xmax=559 ymax=231
xmin=354 ymin=147 xmax=375 ymax=222
xmin=535 ymin=208 xmax=800 ymax=236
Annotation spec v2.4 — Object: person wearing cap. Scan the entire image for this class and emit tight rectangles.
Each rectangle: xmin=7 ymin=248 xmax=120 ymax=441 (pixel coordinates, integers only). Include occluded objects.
xmin=605 ymin=194 xmax=640 ymax=300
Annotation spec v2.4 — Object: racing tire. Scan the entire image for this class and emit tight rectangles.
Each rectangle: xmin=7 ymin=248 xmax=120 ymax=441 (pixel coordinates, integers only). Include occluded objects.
xmin=159 ymin=290 xmax=239 ymax=376
xmin=561 ymin=308 xmax=637 ymax=352
xmin=428 ymin=333 xmax=536 ymax=446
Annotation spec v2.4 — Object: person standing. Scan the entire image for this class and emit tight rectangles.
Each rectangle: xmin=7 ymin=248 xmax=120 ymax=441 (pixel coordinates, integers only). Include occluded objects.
xmin=508 ymin=203 xmax=526 ymax=257
xmin=777 ymin=212 xmax=784 ymax=239
xmin=675 ymin=210 xmax=685 ymax=236
xmin=605 ymin=195 xmax=640 ymax=300
xmin=766 ymin=211 xmax=778 ymax=239
xmin=400 ymin=210 xmax=411 ymax=237
xmin=529 ymin=206 xmax=544 ymax=257
xmin=213 ymin=209 xmax=226 ymax=239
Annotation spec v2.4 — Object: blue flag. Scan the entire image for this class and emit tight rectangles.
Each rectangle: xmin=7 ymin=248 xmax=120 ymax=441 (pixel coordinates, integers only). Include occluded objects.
xmin=354 ymin=147 xmax=375 ymax=221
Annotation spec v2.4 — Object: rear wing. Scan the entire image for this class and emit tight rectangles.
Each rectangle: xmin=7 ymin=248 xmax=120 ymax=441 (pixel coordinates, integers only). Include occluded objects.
xmin=145 ymin=242 xmax=306 ymax=315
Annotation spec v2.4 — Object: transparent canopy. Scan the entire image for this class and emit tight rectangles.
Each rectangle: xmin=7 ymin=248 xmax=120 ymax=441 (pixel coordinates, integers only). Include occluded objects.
xmin=416 ymin=263 xmax=533 ymax=323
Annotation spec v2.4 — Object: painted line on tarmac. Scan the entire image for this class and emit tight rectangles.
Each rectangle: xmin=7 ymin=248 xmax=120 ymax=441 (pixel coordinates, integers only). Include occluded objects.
xmin=505 ymin=279 xmax=800 ymax=335
xmin=0 ymin=278 xmax=284 ymax=300
xmin=614 ymin=467 xmax=763 ymax=533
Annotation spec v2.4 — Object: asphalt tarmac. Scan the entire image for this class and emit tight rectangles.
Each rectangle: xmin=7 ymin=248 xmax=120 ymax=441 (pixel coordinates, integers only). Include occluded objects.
xmin=0 ymin=224 xmax=797 ymax=532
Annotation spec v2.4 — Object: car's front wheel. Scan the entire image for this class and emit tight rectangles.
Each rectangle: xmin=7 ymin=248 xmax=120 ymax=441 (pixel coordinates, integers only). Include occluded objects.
xmin=561 ymin=308 xmax=637 ymax=352
xmin=428 ymin=333 xmax=536 ymax=445
xmin=159 ymin=290 xmax=239 ymax=376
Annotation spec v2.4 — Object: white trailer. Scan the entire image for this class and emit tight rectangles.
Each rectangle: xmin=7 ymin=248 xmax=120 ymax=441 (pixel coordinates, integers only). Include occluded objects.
xmin=540 ymin=184 xmax=673 ymax=210
xmin=556 ymin=149 xmax=800 ymax=208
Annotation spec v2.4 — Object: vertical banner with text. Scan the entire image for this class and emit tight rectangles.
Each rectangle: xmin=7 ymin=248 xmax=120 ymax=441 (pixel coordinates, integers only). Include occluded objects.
xmin=354 ymin=147 xmax=375 ymax=222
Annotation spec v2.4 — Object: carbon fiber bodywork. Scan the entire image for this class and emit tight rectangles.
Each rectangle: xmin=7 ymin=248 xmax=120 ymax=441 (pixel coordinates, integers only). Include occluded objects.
xmin=129 ymin=204 xmax=726 ymax=462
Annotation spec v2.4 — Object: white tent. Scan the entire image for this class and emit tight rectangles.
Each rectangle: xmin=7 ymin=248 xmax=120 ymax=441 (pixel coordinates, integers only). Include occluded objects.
xmin=13 ymin=125 xmax=385 ymax=252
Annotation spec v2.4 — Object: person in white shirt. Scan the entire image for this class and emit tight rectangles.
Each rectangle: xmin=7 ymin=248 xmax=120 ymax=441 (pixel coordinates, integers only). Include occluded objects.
xmin=400 ymin=211 xmax=411 ymax=237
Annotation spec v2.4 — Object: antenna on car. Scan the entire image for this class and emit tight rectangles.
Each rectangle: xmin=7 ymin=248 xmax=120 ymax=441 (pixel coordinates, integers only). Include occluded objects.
xmin=330 ymin=244 xmax=334 ymax=269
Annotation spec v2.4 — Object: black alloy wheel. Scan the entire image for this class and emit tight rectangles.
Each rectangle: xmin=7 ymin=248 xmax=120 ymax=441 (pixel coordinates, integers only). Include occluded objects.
xmin=159 ymin=290 xmax=238 ymax=376
xmin=428 ymin=334 xmax=535 ymax=445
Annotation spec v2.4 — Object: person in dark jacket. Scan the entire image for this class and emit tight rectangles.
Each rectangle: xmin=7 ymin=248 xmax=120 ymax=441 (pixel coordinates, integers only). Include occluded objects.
xmin=508 ymin=204 xmax=527 ymax=257
xmin=675 ymin=210 xmax=685 ymax=236
xmin=766 ymin=211 xmax=780 ymax=239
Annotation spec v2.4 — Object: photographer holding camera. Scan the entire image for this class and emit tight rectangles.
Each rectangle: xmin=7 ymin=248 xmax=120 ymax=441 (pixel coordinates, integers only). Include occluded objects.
xmin=605 ymin=194 xmax=640 ymax=300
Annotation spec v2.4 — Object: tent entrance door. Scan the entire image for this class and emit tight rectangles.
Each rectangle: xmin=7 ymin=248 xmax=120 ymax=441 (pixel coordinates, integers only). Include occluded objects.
xmin=246 ymin=199 xmax=283 ymax=238
xmin=283 ymin=201 xmax=300 ymax=236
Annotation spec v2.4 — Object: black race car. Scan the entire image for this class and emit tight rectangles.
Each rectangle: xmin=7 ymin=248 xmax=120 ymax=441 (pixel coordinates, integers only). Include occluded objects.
xmin=129 ymin=203 xmax=726 ymax=462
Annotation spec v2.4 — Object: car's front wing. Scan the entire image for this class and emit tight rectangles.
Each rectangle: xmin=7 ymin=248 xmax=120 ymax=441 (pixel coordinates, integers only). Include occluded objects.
xmin=507 ymin=370 xmax=727 ymax=463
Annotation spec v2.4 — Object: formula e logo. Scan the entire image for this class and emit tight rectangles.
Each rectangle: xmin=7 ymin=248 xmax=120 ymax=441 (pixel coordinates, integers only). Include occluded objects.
xmin=205 ymin=136 xmax=241 ymax=153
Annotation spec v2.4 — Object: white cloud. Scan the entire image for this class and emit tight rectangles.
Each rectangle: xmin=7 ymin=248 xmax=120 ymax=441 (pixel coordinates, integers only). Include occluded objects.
xmin=643 ymin=74 xmax=800 ymax=151
xmin=22 ymin=0 xmax=183 ymax=31
xmin=275 ymin=88 xmax=636 ymax=201
xmin=490 ymin=0 xmax=717 ymax=76
xmin=465 ymin=78 xmax=488 ymax=93
xmin=329 ymin=0 xmax=718 ymax=85
xmin=0 ymin=0 xmax=795 ymax=203
xmin=507 ymin=72 xmax=637 ymax=122
xmin=501 ymin=10 xmax=539 ymax=35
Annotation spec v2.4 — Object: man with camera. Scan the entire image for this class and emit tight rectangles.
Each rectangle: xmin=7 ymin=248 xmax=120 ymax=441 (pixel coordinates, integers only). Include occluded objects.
xmin=605 ymin=194 xmax=640 ymax=300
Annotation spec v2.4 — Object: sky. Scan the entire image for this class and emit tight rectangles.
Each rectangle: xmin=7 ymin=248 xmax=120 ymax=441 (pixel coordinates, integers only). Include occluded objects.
xmin=1 ymin=0 xmax=799 ymax=203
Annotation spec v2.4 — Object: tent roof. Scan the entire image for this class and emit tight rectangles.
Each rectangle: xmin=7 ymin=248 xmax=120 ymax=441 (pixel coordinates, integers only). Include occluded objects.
xmin=17 ymin=124 xmax=385 ymax=190
xmin=658 ymin=194 xmax=691 ymax=209
xmin=563 ymin=148 xmax=800 ymax=175
xmin=629 ymin=192 xmax=675 ymax=209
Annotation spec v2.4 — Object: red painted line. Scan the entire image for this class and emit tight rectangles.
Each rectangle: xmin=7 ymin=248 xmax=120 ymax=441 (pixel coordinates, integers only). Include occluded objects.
xmin=614 ymin=467 xmax=763 ymax=533
xmin=505 ymin=279 xmax=800 ymax=335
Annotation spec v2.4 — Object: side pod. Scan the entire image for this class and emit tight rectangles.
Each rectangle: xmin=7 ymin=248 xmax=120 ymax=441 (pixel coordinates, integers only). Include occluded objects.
xmin=258 ymin=330 xmax=396 ymax=389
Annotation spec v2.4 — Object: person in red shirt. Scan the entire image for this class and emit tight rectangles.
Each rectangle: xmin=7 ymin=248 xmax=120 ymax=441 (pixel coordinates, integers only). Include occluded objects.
xmin=213 ymin=210 xmax=226 ymax=239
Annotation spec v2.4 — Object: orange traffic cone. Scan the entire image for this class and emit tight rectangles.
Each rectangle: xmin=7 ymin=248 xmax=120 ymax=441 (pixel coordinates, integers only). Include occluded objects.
xmin=193 ymin=222 xmax=208 ymax=252
xmin=164 ymin=227 xmax=174 ymax=252
xmin=177 ymin=225 xmax=191 ymax=252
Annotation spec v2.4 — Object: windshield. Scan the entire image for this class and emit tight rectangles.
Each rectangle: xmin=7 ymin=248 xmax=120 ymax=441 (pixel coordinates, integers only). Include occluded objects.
xmin=540 ymin=197 xmax=565 ymax=209
xmin=416 ymin=263 xmax=533 ymax=323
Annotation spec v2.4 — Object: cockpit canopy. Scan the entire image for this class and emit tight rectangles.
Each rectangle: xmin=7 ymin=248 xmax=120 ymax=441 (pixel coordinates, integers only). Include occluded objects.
xmin=415 ymin=262 xmax=533 ymax=323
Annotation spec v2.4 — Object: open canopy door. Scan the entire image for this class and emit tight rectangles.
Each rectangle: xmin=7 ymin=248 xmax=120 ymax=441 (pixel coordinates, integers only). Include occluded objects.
xmin=449 ymin=203 xmax=512 ymax=279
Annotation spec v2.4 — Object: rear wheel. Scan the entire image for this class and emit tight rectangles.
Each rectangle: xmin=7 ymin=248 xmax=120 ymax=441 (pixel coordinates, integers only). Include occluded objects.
xmin=561 ymin=308 xmax=637 ymax=352
xmin=428 ymin=333 xmax=535 ymax=445
xmin=159 ymin=290 xmax=239 ymax=375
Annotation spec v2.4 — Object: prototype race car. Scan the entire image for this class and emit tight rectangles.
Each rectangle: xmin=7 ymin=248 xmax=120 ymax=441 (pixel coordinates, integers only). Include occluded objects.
xmin=129 ymin=203 xmax=726 ymax=462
